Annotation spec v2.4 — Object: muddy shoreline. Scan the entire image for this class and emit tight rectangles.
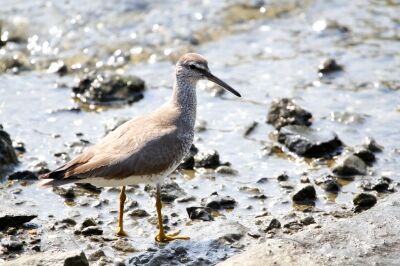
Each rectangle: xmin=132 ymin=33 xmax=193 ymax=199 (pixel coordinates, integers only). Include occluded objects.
xmin=1 ymin=0 xmax=400 ymax=265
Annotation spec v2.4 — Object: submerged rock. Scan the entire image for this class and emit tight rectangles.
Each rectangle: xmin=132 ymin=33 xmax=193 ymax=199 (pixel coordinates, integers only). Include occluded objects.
xmin=332 ymin=155 xmax=367 ymax=176
xmin=0 ymin=128 xmax=18 ymax=168
xmin=178 ymin=144 xmax=198 ymax=170
xmin=0 ymin=212 xmax=37 ymax=230
xmin=144 ymin=181 xmax=186 ymax=202
xmin=7 ymin=170 xmax=38 ymax=180
xmin=72 ymin=72 xmax=145 ymax=106
xmin=278 ymin=125 xmax=342 ymax=158
xmin=361 ymin=177 xmax=393 ymax=193
xmin=318 ymin=58 xmax=343 ymax=75
xmin=292 ymin=185 xmax=317 ymax=204
xmin=194 ymin=150 xmax=229 ymax=169
xmin=267 ymin=98 xmax=312 ymax=129
xmin=353 ymin=147 xmax=375 ymax=165
xmin=201 ymin=192 xmax=236 ymax=210
xmin=315 ymin=175 xmax=340 ymax=193
xmin=363 ymin=137 xmax=383 ymax=153
xmin=186 ymin=206 xmax=213 ymax=221
xmin=353 ymin=193 xmax=377 ymax=212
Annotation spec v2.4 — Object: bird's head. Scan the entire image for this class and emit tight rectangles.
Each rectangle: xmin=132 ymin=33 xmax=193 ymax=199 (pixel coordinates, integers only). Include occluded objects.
xmin=176 ymin=53 xmax=241 ymax=97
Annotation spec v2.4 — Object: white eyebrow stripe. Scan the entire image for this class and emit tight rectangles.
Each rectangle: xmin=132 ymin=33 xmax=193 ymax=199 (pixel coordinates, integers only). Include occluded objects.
xmin=192 ymin=63 xmax=207 ymax=70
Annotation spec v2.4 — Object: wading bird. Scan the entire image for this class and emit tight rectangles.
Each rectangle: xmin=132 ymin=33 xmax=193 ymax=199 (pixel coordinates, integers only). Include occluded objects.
xmin=41 ymin=53 xmax=241 ymax=242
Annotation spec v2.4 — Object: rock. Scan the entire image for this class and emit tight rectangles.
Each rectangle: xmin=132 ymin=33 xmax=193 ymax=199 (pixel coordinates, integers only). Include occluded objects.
xmin=0 ymin=212 xmax=37 ymax=230
xmin=256 ymin=177 xmax=268 ymax=184
xmin=72 ymin=72 xmax=145 ymax=106
xmin=353 ymin=193 xmax=377 ymax=212
xmin=128 ymin=209 xmax=149 ymax=218
xmin=113 ymin=239 xmax=136 ymax=252
xmin=176 ymin=195 xmax=196 ymax=203
xmin=47 ymin=60 xmax=68 ymax=76
xmin=88 ymin=249 xmax=106 ymax=261
xmin=363 ymin=137 xmax=383 ymax=152
xmin=60 ymin=218 xmax=77 ymax=226
xmin=353 ymin=147 xmax=375 ymax=165
xmin=81 ymin=218 xmax=96 ymax=229
xmin=201 ymin=192 xmax=236 ymax=210
xmin=332 ymin=155 xmax=367 ymax=176
xmin=7 ymin=170 xmax=38 ymax=180
xmin=277 ymin=173 xmax=289 ymax=182
xmin=300 ymin=216 xmax=315 ymax=225
xmin=361 ymin=177 xmax=393 ymax=192
xmin=292 ymin=185 xmax=317 ymax=204
xmin=194 ymin=150 xmax=228 ymax=169
xmin=316 ymin=176 xmax=340 ymax=193
xmin=75 ymin=183 xmax=102 ymax=194
xmin=81 ymin=226 xmax=103 ymax=236
xmin=0 ymin=128 xmax=18 ymax=168
xmin=318 ymin=58 xmax=343 ymax=75
xmin=278 ymin=125 xmax=342 ymax=158
xmin=239 ymin=186 xmax=261 ymax=194
xmin=243 ymin=121 xmax=258 ymax=137
xmin=263 ymin=218 xmax=281 ymax=232
xmin=195 ymin=119 xmax=207 ymax=132
xmin=186 ymin=206 xmax=214 ymax=221
xmin=13 ymin=141 xmax=26 ymax=154
xmin=53 ymin=187 xmax=76 ymax=200
xmin=1 ymin=239 xmax=23 ymax=251
xmin=312 ymin=19 xmax=350 ymax=35
xmin=219 ymin=194 xmax=400 ymax=266
xmin=178 ymin=144 xmax=198 ymax=170
xmin=145 ymin=181 xmax=186 ymax=202
xmin=3 ymin=250 xmax=89 ymax=266
xmin=267 ymin=98 xmax=312 ymax=129
xmin=215 ymin=165 xmax=238 ymax=175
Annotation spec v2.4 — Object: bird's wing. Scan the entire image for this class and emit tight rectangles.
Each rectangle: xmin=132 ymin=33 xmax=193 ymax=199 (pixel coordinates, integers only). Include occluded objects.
xmin=41 ymin=114 xmax=183 ymax=183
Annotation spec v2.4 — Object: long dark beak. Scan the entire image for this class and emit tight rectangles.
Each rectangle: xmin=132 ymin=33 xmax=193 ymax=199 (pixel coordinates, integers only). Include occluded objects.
xmin=204 ymin=71 xmax=241 ymax=97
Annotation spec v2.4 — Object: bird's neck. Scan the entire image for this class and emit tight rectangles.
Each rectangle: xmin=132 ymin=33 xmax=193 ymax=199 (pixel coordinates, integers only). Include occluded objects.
xmin=170 ymin=75 xmax=197 ymax=125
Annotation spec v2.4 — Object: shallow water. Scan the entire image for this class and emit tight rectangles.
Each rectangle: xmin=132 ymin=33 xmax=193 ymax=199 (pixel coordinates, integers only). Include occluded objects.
xmin=1 ymin=0 xmax=400 ymax=263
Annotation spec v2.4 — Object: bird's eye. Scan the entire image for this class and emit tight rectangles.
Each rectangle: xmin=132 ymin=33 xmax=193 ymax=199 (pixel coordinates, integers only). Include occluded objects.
xmin=189 ymin=64 xmax=196 ymax=70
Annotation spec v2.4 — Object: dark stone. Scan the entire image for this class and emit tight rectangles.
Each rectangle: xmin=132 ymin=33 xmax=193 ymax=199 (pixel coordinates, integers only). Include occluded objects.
xmin=361 ymin=177 xmax=393 ymax=193
xmin=333 ymin=155 xmax=367 ymax=176
xmin=75 ymin=183 xmax=102 ymax=194
xmin=0 ymin=213 xmax=37 ymax=230
xmin=292 ymin=185 xmax=317 ymax=204
xmin=283 ymin=221 xmax=304 ymax=231
xmin=256 ymin=177 xmax=269 ymax=184
xmin=353 ymin=193 xmax=377 ymax=212
xmin=278 ymin=125 xmax=342 ymax=158
xmin=277 ymin=173 xmax=289 ymax=182
xmin=267 ymin=98 xmax=312 ymax=129
xmin=316 ymin=176 xmax=340 ymax=193
xmin=81 ymin=218 xmax=96 ymax=229
xmin=81 ymin=226 xmax=103 ymax=236
xmin=176 ymin=196 xmax=196 ymax=203
xmin=243 ymin=121 xmax=258 ymax=137
xmin=72 ymin=72 xmax=145 ymax=106
xmin=8 ymin=170 xmax=38 ymax=180
xmin=64 ymin=251 xmax=89 ymax=266
xmin=364 ymin=137 xmax=383 ymax=153
xmin=0 ymin=128 xmax=18 ymax=167
xmin=186 ymin=207 xmax=214 ymax=221
xmin=53 ymin=187 xmax=76 ymax=200
xmin=263 ymin=218 xmax=281 ymax=232
xmin=60 ymin=218 xmax=77 ymax=226
xmin=128 ymin=209 xmax=150 ymax=218
xmin=353 ymin=148 xmax=375 ymax=165
xmin=301 ymin=216 xmax=316 ymax=225
xmin=13 ymin=142 xmax=26 ymax=154
xmin=194 ymin=150 xmax=228 ymax=169
xmin=178 ymin=144 xmax=198 ymax=170
xmin=201 ymin=192 xmax=236 ymax=210
xmin=2 ymin=239 xmax=23 ymax=251
xmin=318 ymin=58 xmax=343 ymax=75
xmin=144 ymin=182 xmax=185 ymax=202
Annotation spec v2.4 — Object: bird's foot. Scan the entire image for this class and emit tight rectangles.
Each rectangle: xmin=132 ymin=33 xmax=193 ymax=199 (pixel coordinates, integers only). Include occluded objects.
xmin=155 ymin=230 xmax=190 ymax=243
xmin=116 ymin=227 xmax=128 ymax=237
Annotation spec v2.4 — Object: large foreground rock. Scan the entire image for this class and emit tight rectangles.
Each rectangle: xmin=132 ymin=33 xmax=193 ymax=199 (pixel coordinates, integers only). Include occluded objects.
xmin=0 ymin=211 xmax=37 ymax=230
xmin=218 ymin=194 xmax=400 ymax=266
xmin=4 ymin=250 xmax=88 ymax=266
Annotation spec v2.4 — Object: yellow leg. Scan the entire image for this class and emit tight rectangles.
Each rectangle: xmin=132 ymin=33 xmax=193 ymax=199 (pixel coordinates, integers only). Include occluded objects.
xmin=116 ymin=186 xmax=127 ymax=236
xmin=154 ymin=184 xmax=190 ymax=243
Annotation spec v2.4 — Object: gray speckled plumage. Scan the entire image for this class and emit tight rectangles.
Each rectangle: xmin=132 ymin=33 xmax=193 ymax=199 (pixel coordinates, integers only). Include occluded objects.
xmin=40 ymin=53 xmax=240 ymax=187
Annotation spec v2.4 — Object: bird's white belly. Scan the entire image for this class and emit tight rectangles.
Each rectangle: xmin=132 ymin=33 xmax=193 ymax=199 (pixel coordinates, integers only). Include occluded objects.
xmin=76 ymin=163 xmax=180 ymax=187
